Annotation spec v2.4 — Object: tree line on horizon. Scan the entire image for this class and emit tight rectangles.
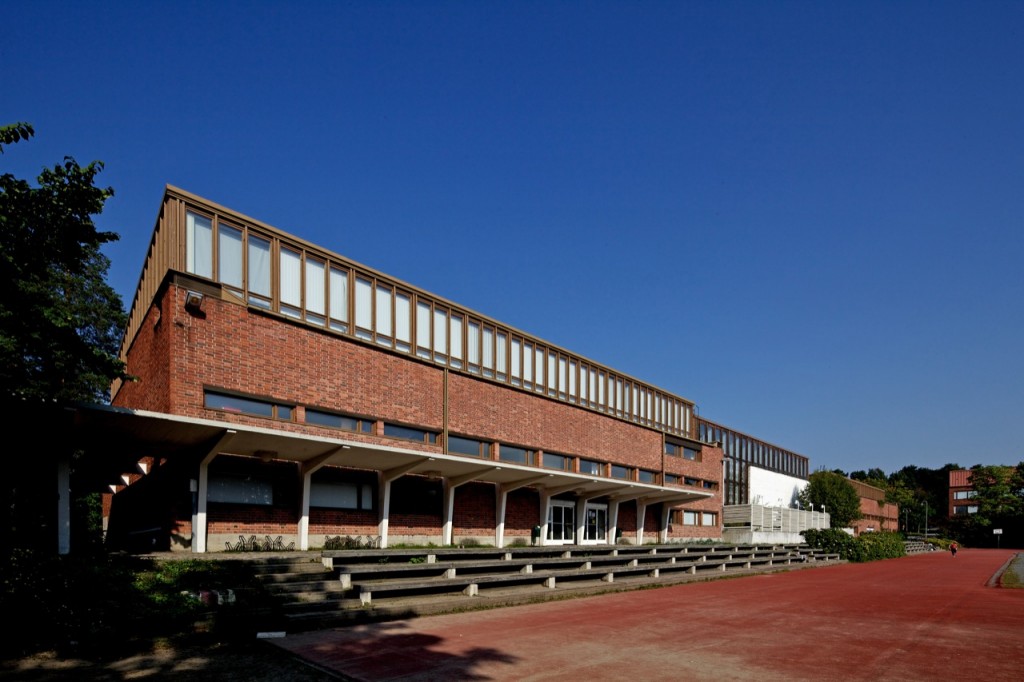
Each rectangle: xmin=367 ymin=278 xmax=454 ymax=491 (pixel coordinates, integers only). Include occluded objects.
xmin=815 ymin=463 xmax=1024 ymax=548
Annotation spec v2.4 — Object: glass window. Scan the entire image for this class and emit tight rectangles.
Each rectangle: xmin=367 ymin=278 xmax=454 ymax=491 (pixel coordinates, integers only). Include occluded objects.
xmin=449 ymin=314 xmax=463 ymax=367
xmin=467 ymin=320 xmax=480 ymax=371
xmin=311 ymin=481 xmax=367 ymax=510
xmin=510 ymin=338 xmax=522 ymax=386
xmin=204 ymin=390 xmax=292 ymax=420
xmin=416 ymin=302 xmax=431 ymax=358
xmin=499 ymin=445 xmax=530 ymax=465
xmin=304 ymin=409 xmax=372 ymax=433
xmin=665 ymin=474 xmax=681 ymax=486
xmin=433 ymin=308 xmax=447 ymax=362
xmin=546 ymin=352 xmax=556 ymax=395
xmin=683 ymin=511 xmax=698 ymax=525
xmin=496 ymin=332 xmax=507 ymax=380
xmin=535 ymin=347 xmax=545 ymax=393
xmin=383 ymin=423 xmax=439 ymax=444
xmin=522 ymin=342 xmax=533 ymax=386
xmin=702 ymin=512 xmax=717 ymax=526
xmin=542 ymin=453 xmax=570 ymax=470
xmin=610 ymin=465 xmax=629 ymax=480
xmin=395 ymin=292 xmax=411 ymax=352
xmin=329 ymin=266 xmax=349 ymax=332
xmin=579 ymin=459 xmax=603 ymax=476
xmin=305 ymin=257 xmax=326 ymax=324
xmin=247 ymin=234 xmax=271 ymax=307
xmin=186 ymin=211 xmax=213 ymax=278
xmin=280 ymin=247 xmax=302 ymax=318
xmin=354 ymin=277 xmax=372 ymax=339
xmin=482 ymin=326 xmax=494 ymax=377
xmin=208 ymin=475 xmax=273 ymax=505
xmin=448 ymin=436 xmax=489 ymax=458
xmin=375 ymin=284 xmax=393 ymax=341
xmin=638 ymin=470 xmax=656 ymax=484
xmin=218 ymin=223 xmax=243 ymax=288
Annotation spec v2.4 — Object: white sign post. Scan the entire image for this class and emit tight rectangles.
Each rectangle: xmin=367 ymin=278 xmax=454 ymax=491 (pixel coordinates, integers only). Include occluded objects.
xmin=994 ymin=528 xmax=1002 ymax=549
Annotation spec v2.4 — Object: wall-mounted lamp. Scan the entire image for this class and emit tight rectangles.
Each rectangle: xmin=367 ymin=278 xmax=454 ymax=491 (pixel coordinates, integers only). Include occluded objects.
xmin=256 ymin=450 xmax=277 ymax=463
xmin=184 ymin=291 xmax=205 ymax=313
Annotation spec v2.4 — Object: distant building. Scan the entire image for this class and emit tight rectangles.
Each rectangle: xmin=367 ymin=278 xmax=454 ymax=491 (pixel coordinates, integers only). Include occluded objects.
xmin=848 ymin=479 xmax=899 ymax=535
xmin=948 ymin=469 xmax=979 ymax=518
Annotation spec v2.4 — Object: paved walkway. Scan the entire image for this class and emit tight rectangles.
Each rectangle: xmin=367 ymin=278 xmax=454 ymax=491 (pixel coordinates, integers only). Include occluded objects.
xmin=271 ymin=549 xmax=1024 ymax=681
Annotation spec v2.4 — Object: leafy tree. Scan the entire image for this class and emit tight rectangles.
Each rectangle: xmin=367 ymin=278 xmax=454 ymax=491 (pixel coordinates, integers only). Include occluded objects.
xmin=0 ymin=122 xmax=128 ymax=403
xmin=970 ymin=464 xmax=1024 ymax=519
xmin=799 ymin=470 xmax=862 ymax=528
xmin=889 ymin=463 xmax=961 ymax=535
xmin=1 ymin=123 xmax=128 ymax=553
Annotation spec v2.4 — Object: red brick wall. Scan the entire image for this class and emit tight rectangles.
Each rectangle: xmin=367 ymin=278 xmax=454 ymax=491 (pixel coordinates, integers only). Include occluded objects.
xmin=453 ymin=482 xmax=497 ymax=537
xmin=449 ymin=373 xmax=664 ymax=470
xmin=113 ymin=293 xmax=173 ymax=412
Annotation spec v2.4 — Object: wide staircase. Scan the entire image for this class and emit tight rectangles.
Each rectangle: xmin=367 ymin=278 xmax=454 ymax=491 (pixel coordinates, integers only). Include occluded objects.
xmin=238 ymin=542 xmax=842 ymax=632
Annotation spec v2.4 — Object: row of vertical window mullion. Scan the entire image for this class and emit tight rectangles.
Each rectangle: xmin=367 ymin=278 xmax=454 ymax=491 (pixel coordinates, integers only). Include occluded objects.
xmin=189 ymin=209 xmax=705 ymax=443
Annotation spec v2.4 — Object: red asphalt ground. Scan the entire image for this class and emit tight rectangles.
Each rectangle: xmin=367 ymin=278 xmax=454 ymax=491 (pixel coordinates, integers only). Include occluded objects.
xmin=271 ymin=549 xmax=1024 ymax=681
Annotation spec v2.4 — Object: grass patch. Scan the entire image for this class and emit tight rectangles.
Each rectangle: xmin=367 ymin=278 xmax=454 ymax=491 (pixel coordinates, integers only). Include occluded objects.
xmin=999 ymin=557 xmax=1024 ymax=588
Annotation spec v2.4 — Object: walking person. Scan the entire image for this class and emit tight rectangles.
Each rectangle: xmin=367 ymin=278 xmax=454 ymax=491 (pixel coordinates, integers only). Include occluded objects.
xmin=950 ymin=541 xmax=958 ymax=558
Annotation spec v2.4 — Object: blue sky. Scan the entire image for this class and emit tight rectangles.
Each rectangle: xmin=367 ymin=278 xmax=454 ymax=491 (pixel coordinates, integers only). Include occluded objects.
xmin=5 ymin=1 xmax=1022 ymax=476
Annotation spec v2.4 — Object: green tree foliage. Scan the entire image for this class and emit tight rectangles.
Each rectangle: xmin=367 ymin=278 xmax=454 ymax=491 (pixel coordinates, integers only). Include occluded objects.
xmin=799 ymin=470 xmax=862 ymax=528
xmin=850 ymin=467 xmax=888 ymax=490
xmin=888 ymin=463 xmax=961 ymax=534
xmin=0 ymin=122 xmax=128 ymax=403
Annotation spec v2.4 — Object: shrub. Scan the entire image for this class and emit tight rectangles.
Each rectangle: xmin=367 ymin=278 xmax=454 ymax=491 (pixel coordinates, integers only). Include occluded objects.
xmin=802 ymin=528 xmax=856 ymax=559
xmin=802 ymin=529 xmax=907 ymax=562
xmin=0 ymin=551 xmax=276 ymax=658
xmin=848 ymin=532 xmax=906 ymax=562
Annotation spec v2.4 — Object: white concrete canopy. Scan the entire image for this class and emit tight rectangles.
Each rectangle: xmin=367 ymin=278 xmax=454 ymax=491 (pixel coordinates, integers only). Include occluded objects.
xmin=60 ymin=403 xmax=715 ymax=553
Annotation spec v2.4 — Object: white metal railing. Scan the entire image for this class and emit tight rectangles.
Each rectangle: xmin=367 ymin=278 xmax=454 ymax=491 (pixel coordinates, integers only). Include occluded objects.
xmin=723 ymin=505 xmax=830 ymax=532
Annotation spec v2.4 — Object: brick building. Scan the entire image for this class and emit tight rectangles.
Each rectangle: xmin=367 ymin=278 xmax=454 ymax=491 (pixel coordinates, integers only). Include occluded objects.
xmin=848 ymin=479 xmax=899 ymax=535
xmin=948 ymin=469 xmax=979 ymax=518
xmin=93 ymin=186 xmax=809 ymax=553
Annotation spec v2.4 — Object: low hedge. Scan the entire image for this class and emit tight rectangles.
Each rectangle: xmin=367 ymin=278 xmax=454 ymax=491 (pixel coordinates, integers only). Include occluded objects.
xmin=802 ymin=529 xmax=906 ymax=562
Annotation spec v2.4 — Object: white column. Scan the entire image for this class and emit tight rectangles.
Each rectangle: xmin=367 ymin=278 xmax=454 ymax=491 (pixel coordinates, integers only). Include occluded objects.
xmin=576 ymin=498 xmax=587 ymax=544
xmin=195 ymin=430 xmax=236 ymax=554
xmin=378 ymin=475 xmax=392 ymax=549
xmin=608 ymin=499 xmax=620 ymax=546
xmin=660 ymin=505 xmax=671 ymax=543
xmin=195 ymin=454 xmax=214 ymax=553
xmin=442 ymin=479 xmax=455 ymax=546
xmin=496 ymin=484 xmax=508 ymax=548
xmin=539 ymin=490 xmax=552 ymax=546
xmin=299 ymin=471 xmax=312 ymax=551
xmin=636 ymin=500 xmax=647 ymax=545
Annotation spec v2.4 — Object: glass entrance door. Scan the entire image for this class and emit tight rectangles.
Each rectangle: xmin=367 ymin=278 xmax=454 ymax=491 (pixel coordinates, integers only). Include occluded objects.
xmin=583 ymin=503 xmax=608 ymax=544
xmin=547 ymin=500 xmax=575 ymax=544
